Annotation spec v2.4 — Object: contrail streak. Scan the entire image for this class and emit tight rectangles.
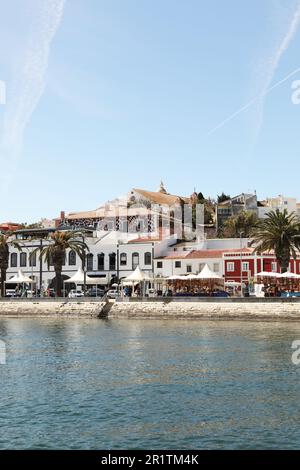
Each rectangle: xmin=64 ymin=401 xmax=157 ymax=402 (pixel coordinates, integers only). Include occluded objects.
xmin=207 ymin=65 xmax=300 ymax=136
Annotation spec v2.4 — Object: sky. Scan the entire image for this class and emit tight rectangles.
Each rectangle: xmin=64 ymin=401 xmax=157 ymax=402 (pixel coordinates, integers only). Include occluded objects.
xmin=1 ymin=0 xmax=300 ymax=222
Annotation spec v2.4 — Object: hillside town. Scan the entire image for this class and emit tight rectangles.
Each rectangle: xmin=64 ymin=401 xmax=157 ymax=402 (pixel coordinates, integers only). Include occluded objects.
xmin=1 ymin=183 xmax=300 ymax=297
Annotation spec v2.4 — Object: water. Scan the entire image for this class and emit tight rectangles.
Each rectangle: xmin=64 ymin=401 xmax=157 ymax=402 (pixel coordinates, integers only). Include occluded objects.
xmin=1 ymin=318 xmax=300 ymax=449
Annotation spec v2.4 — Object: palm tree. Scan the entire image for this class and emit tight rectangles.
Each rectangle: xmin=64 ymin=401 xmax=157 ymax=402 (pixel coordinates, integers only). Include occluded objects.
xmin=250 ymin=209 xmax=300 ymax=273
xmin=0 ymin=233 xmax=22 ymax=297
xmin=33 ymin=231 xmax=89 ymax=297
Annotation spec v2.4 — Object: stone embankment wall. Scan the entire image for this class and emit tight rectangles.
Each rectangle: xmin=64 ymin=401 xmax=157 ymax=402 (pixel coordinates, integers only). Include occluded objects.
xmin=109 ymin=300 xmax=300 ymax=321
xmin=2 ymin=299 xmax=300 ymax=320
xmin=0 ymin=300 xmax=106 ymax=318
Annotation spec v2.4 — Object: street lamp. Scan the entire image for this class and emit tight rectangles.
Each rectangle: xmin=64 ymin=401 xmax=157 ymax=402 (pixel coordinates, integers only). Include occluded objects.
xmin=240 ymin=231 xmax=244 ymax=298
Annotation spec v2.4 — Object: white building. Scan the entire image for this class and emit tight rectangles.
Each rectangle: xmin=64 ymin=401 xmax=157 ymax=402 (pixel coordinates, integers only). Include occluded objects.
xmin=6 ymin=228 xmax=177 ymax=292
xmin=258 ymin=195 xmax=299 ymax=218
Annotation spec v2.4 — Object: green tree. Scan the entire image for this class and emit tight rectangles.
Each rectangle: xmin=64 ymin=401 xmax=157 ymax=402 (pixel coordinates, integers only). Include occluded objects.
xmin=222 ymin=211 xmax=258 ymax=238
xmin=33 ymin=231 xmax=89 ymax=297
xmin=0 ymin=234 xmax=22 ymax=297
xmin=217 ymin=192 xmax=230 ymax=204
xmin=250 ymin=209 xmax=300 ymax=273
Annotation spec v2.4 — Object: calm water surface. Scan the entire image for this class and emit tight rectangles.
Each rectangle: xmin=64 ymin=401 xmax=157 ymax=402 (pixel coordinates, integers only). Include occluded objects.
xmin=0 ymin=318 xmax=300 ymax=449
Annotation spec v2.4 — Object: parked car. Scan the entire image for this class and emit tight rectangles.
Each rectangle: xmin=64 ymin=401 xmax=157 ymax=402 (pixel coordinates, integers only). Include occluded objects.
xmin=86 ymin=287 xmax=105 ymax=297
xmin=106 ymin=289 xmax=120 ymax=299
xmin=68 ymin=289 xmax=84 ymax=298
xmin=47 ymin=288 xmax=56 ymax=298
xmin=5 ymin=289 xmax=18 ymax=298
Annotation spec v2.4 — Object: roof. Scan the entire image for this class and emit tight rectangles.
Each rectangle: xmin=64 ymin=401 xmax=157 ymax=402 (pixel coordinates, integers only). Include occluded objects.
xmin=133 ymin=188 xmax=190 ymax=206
xmin=158 ymin=248 xmax=253 ymax=260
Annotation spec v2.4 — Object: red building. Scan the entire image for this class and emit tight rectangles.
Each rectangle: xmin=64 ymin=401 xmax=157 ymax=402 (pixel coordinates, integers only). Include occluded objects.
xmin=223 ymin=249 xmax=300 ymax=284
xmin=0 ymin=222 xmax=22 ymax=233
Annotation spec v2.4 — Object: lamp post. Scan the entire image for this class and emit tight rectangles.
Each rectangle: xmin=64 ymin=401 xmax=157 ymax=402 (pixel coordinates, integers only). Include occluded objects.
xmin=117 ymin=243 xmax=120 ymax=287
xmin=82 ymin=233 xmax=87 ymax=294
xmin=240 ymin=231 xmax=244 ymax=298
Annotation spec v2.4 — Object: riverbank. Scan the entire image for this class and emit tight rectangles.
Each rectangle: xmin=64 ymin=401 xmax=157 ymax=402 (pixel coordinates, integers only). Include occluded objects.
xmin=1 ymin=298 xmax=300 ymax=320
xmin=109 ymin=298 xmax=300 ymax=321
xmin=0 ymin=299 xmax=106 ymax=318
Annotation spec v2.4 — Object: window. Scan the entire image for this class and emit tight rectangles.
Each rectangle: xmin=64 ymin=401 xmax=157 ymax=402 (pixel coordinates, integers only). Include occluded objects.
xmin=98 ymin=253 xmax=105 ymax=270
xmin=20 ymin=252 xmax=27 ymax=267
xmin=144 ymin=252 xmax=151 ymax=266
xmin=132 ymin=252 xmax=139 ymax=270
xmin=213 ymin=263 xmax=219 ymax=273
xmin=29 ymin=251 xmax=36 ymax=267
xmin=120 ymin=253 xmax=127 ymax=266
xmin=11 ymin=253 xmax=17 ymax=268
xmin=109 ymin=253 xmax=116 ymax=270
xmin=227 ymin=262 xmax=235 ymax=272
xmin=175 ymin=261 xmax=181 ymax=268
xmin=242 ymin=262 xmax=249 ymax=272
xmin=199 ymin=263 xmax=205 ymax=272
xmin=69 ymin=250 xmax=76 ymax=266
xmin=157 ymin=261 xmax=163 ymax=269
xmin=86 ymin=253 xmax=94 ymax=271
xmin=271 ymin=262 xmax=277 ymax=272
xmin=187 ymin=265 xmax=192 ymax=273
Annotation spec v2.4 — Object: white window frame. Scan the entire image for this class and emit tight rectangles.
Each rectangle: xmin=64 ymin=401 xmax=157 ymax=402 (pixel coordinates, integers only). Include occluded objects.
xmin=242 ymin=262 xmax=249 ymax=272
xmin=227 ymin=262 xmax=235 ymax=272
xmin=213 ymin=263 xmax=219 ymax=273
xmin=271 ymin=262 xmax=277 ymax=273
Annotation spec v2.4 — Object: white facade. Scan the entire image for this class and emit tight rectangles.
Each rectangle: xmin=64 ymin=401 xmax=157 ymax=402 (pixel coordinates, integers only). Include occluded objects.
xmin=155 ymin=254 xmax=223 ymax=279
xmin=258 ymin=195 xmax=298 ymax=218
xmin=6 ymin=231 xmax=176 ymax=291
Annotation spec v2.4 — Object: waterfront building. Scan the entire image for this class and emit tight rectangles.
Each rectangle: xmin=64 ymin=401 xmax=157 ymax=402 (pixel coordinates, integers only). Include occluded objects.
xmin=6 ymin=226 xmax=177 ymax=292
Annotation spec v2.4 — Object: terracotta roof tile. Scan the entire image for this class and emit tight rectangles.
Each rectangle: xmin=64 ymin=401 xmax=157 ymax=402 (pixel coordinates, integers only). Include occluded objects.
xmin=133 ymin=188 xmax=190 ymax=206
xmin=159 ymin=248 xmax=253 ymax=260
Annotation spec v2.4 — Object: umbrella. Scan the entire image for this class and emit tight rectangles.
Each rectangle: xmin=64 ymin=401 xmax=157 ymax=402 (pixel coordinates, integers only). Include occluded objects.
xmin=256 ymin=271 xmax=280 ymax=278
xmin=278 ymin=272 xmax=300 ymax=279
xmin=5 ymin=270 xmax=35 ymax=284
xmin=197 ymin=264 xmax=222 ymax=280
xmin=225 ymin=281 xmax=241 ymax=287
xmin=124 ymin=266 xmax=152 ymax=282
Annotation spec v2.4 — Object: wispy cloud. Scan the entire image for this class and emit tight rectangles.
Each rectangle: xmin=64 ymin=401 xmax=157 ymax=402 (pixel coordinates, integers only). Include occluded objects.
xmin=0 ymin=0 xmax=66 ymax=189
xmin=254 ymin=0 xmax=300 ymax=134
xmin=207 ymin=1 xmax=300 ymax=138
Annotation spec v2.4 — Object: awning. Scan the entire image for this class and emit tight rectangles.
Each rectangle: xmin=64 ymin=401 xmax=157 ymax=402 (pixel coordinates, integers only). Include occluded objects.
xmin=124 ymin=266 xmax=152 ymax=282
xmin=197 ymin=264 xmax=223 ymax=280
xmin=64 ymin=268 xmax=105 ymax=285
xmin=256 ymin=271 xmax=280 ymax=278
xmin=5 ymin=270 xmax=36 ymax=284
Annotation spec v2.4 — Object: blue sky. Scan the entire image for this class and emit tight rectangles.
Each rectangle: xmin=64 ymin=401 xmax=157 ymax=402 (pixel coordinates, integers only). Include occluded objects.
xmin=1 ymin=0 xmax=300 ymax=222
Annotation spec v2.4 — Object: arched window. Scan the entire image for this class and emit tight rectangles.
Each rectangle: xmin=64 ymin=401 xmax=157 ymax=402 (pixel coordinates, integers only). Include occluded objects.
xmin=20 ymin=252 xmax=27 ymax=267
xmin=132 ymin=252 xmax=139 ymax=270
xmin=86 ymin=253 xmax=94 ymax=271
xmin=29 ymin=251 xmax=36 ymax=267
xmin=109 ymin=253 xmax=116 ymax=270
xmin=98 ymin=253 xmax=105 ymax=271
xmin=10 ymin=253 xmax=17 ymax=268
xmin=144 ymin=252 xmax=151 ymax=266
xmin=69 ymin=250 xmax=76 ymax=266
xmin=120 ymin=253 xmax=127 ymax=266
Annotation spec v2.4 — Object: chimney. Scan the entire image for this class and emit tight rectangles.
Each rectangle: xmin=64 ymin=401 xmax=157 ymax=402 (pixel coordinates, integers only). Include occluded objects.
xmin=60 ymin=211 xmax=65 ymax=221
